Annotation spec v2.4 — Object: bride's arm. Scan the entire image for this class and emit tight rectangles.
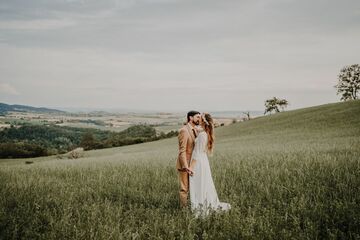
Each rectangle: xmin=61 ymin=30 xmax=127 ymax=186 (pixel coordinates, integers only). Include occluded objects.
xmin=189 ymin=159 xmax=197 ymax=173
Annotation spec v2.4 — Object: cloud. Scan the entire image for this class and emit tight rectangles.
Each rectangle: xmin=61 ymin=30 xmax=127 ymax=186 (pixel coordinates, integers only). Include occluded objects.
xmin=0 ymin=83 xmax=20 ymax=95
xmin=0 ymin=0 xmax=359 ymax=110
xmin=0 ymin=19 xmax=77 ymax=30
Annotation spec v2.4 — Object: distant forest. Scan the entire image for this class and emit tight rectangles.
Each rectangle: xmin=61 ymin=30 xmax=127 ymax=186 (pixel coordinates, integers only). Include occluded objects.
xmin=0 ymin=125 xmax=178 ymax=159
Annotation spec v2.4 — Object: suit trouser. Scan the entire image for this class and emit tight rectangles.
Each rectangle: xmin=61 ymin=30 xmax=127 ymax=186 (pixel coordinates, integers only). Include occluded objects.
xmin=178 ymin=170 xmax=189 ymax=208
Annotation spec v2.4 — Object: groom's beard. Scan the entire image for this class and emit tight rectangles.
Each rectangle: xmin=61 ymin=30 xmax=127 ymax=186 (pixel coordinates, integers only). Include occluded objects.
xmin=193 ymin=120 xmax=200 ymax=125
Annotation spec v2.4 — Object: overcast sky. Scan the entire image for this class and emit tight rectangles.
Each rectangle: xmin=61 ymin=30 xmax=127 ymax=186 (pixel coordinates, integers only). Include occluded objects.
xmin=0 ymin=0 xmax=359 ymax=112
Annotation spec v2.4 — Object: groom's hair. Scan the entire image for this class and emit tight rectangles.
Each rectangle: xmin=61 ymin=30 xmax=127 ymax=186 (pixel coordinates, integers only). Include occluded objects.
xmin=187 ymin=110 xmax=200 ymax=122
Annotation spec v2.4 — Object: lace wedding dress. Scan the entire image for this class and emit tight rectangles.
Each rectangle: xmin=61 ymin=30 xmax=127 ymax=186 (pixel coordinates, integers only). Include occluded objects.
xmin=189 ymin=131 xmax=231 ymax=217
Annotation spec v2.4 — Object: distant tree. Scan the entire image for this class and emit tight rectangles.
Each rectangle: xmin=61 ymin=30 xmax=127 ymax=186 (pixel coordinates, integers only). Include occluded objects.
xmin=53 ymin=137 xmax=73 ymax=152
xmin=80 ymin=131 xmax=96 ymax=150
xmin=264 ymin=97 xmax=289 ymax=115
xmin=121 ymin=125 xmax=156 ymax=138
xmin=242 ymin=111 xmax=251 ymax=121
xmin=166 ymin=130 xmax=178 ymax=137
xmin=335 ymin=64 xmax=360 ymax=101
xmin=264 ymin=97 xmax=279 ymax=115
xmin=278 ymin=99 xmax=289 ymax=111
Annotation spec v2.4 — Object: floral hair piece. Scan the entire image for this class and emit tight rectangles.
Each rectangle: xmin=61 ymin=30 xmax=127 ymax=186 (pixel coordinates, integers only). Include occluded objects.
xmin=202 ymin=113 xmax=210 ymax=126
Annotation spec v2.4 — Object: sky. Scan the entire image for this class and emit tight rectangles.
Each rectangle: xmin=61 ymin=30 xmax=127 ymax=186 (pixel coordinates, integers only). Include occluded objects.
xmin=0 ymin=0 xmax=359 ymax=112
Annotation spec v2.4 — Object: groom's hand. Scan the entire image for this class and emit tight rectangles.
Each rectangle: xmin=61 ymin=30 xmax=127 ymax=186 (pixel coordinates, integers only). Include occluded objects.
xmin=181 ymin=167 xmax=193 ymax=175
xmin=186 ymin=167 xmax=194 ymax=176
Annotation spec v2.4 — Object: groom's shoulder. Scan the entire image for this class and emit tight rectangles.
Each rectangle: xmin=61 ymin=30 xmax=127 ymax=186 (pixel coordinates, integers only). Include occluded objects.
xmin=179 ymin=125 xmax=186 ymax=131
xmin=178 ymin=125 xmax=188 ymax=134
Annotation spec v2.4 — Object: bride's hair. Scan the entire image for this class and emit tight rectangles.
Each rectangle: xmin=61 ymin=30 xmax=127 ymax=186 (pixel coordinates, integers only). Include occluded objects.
xmin=202 ymin=113 xmax=215 ymax=153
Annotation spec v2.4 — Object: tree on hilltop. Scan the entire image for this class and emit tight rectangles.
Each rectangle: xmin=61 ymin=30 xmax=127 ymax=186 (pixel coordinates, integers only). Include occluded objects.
xmin=264 ymin=97 xmax=289 ymax=115
xmin=335 ymin=64 xmax=360 ymax=101
xmin=278 ymin=99 xmax=289 ymax=111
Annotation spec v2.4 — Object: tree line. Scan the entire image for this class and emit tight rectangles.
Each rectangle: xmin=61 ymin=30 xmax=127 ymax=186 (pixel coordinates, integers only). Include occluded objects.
xmin=0 ymin=124 xmax=178 ymax=159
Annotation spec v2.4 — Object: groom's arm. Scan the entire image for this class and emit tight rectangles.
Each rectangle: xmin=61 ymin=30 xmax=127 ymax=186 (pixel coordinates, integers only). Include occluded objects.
xmin=178 ymin=128 xmax=188 ymax=169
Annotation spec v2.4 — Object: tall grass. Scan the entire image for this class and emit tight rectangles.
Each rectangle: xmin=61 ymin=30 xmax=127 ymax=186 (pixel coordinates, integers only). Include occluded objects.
xmin=0 ymin=100 xmax=359 ymax=239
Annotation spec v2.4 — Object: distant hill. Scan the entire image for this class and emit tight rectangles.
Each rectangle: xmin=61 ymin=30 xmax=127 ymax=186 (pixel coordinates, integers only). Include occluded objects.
xmin=0 ymin=103 xmax=66 ymax=114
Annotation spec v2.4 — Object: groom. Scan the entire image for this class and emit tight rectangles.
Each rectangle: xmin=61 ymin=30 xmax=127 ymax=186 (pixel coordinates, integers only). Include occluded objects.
xmin=176 ymin=110 xmax=201 ymax=208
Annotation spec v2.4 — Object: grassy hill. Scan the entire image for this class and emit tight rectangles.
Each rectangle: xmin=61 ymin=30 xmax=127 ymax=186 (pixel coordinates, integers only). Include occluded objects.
xmin=0 ymin=100 xmax=359 ymax=239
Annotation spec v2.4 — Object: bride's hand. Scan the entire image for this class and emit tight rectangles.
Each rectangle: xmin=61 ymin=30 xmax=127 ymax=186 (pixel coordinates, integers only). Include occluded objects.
xmin=187 ymin=167 xmax=194 ymax=176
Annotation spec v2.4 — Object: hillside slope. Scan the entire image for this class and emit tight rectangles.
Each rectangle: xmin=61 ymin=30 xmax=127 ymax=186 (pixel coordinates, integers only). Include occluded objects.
xmin=218 ymin=100 xmax=360 ymax=137
xmin=213 ymin=100 xmax=360 ymax=153
xmin=0 ymin=100 xmax=359 ymax=239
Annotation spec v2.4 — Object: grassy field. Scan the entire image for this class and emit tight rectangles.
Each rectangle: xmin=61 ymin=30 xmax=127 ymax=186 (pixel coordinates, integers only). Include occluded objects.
xmin=0 ymin=100 xmax=359 ymax=239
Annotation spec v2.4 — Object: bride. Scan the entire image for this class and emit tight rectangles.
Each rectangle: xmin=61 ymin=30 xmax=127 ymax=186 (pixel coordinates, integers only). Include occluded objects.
xmin=189 ymin=113 xmax=231 ymax=217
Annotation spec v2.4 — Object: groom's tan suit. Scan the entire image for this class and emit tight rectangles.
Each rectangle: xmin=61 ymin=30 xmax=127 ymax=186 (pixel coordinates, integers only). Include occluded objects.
xmin=177 ymin=123 xmax=197 ymax=208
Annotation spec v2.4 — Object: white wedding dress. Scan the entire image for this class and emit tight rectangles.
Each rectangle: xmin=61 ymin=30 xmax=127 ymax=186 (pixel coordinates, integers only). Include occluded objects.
xmin=189 ymin=131 xmax=231 ymax=217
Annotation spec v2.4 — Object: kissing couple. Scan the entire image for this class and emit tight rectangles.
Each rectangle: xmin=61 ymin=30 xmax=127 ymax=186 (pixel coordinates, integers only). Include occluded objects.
xmin=176 ymin=111 xmax=231 ymax=217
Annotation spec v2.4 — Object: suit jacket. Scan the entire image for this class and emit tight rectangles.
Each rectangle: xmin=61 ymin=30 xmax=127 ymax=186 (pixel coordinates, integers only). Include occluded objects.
xmin=176 ymin=124 xmax=197 ymax=171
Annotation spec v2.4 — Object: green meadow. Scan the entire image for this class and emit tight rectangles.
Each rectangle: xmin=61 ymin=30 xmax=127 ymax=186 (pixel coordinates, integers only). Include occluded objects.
xmin=0 ymin=100 xmax=359 ymax=239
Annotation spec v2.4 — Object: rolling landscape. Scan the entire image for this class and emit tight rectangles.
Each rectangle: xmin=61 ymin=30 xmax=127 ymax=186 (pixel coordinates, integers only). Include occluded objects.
xmin=0 ymin=100 xmax=359 ymax=239
xmin=0 ymin=102 xmax=243 ymax=133
xmin=1 ymin=0 xmax=359 ymax=239
xmin=0 ymin=102 xmax=248 ymax=159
